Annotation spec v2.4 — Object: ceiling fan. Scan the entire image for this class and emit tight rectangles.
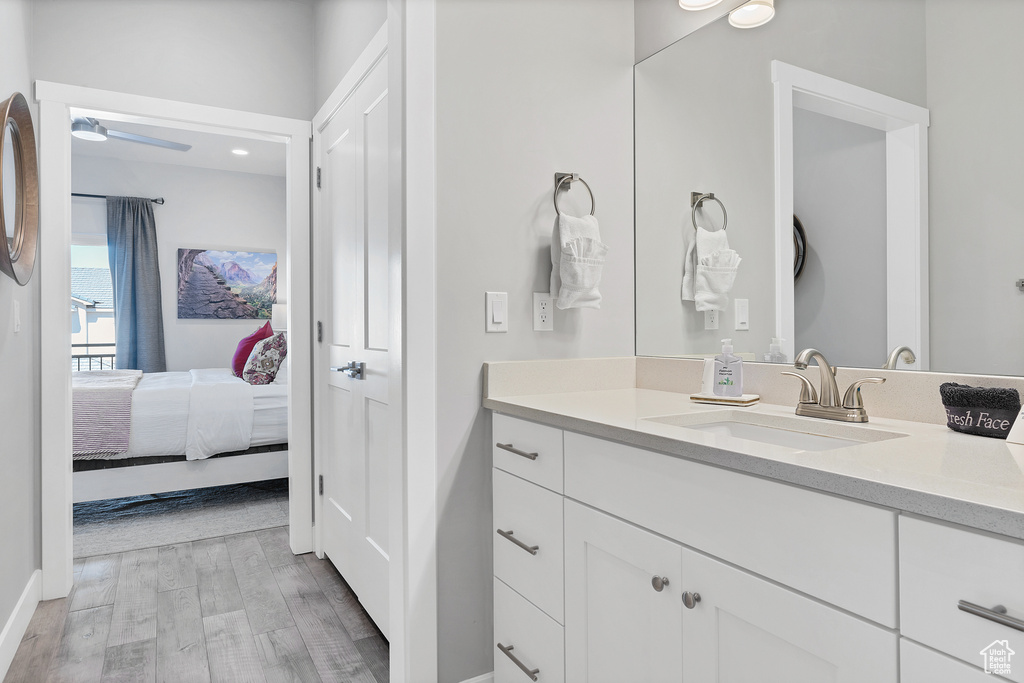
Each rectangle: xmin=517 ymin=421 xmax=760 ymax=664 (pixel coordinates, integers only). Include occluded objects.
xmin=70 ymin=117 xmax=192 ymax=152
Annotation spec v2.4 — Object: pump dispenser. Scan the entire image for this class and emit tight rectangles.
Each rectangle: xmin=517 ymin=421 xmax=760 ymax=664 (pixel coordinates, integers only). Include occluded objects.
xmin=713 ymin=338 xmax=743 ymax=397
xmin=764 ymin=338 xmax=787 ymax=363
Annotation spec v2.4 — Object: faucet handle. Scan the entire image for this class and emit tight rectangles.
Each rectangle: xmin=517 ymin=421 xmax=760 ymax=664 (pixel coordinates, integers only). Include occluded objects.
xmin=842 ymin=377 xmax=886 ymax=409
xmin=781 ymin=371 xmax=818 ymax=404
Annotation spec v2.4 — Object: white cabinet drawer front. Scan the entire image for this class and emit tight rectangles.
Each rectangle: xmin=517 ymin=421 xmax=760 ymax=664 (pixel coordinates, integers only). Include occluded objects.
xmin=564 ymin=500 xmax=683 ymax=683
xmin=901 ymin=638 xmax=1010 ymax=683
xmin=493 ymin=414 xmax=564 ymax=493
xmin=493 ymin=468 xmax=564 ymax=623
xmin=900 ymin=516 xmax=1024 ymax=681
xmin=494 ymin=577 xmax=565 ymax=683
xmin=563 ymin=431 xmax=898 ymax=627
xmin=683 ymin=545 xmax=898 ymax=682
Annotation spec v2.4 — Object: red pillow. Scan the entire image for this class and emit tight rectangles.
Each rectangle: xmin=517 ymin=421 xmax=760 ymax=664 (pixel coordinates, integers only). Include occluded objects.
xmin=232 ymin=321 xmax=274 ymax=377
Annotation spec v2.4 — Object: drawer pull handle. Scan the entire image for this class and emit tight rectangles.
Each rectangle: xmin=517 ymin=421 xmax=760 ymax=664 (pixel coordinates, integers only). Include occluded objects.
xmin=497 ymin=642 xmax=540 ymax=681
xmin=497 ymin=529 xmax=539 ymax=555
xmin=651 ymin=575 xmax=670 ymax=592
xmin=682 ymin=591 xmax=702 ymax=609
xmin=958 ymin=600 xmax=1024 ymax=632
xmin=497 ymin=443 xmax=539 ymax=460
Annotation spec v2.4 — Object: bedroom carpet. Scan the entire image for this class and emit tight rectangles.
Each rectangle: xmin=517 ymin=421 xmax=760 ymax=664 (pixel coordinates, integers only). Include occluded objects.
xmin=73 ymin=478 xmax=289 ymax=558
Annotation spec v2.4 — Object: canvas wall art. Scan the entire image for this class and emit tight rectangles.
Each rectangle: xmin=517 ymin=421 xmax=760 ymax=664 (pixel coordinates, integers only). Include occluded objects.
xmin=177 ymin=248 xmax=277 ymax=319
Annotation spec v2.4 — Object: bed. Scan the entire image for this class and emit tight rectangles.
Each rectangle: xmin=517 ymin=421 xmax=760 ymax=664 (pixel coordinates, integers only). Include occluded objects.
xmin=72 ymin=367 xmax=289 ymax=502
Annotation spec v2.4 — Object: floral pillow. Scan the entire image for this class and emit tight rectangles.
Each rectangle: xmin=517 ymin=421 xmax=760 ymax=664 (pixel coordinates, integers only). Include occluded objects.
xmin=242 ymin=332 xmax=287 ymax=385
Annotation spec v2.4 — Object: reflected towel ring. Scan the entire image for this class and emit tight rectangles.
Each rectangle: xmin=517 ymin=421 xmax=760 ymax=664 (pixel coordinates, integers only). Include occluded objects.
xmin=691 ymin=192 xmax=727 ymax=231
xmin=553 ymin=173 xmax=595 ymax=217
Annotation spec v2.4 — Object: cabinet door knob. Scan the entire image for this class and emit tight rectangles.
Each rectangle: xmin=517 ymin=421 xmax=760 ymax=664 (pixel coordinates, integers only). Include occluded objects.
xmin=496 ymin=443 xmax=539 ymax=461
xmin=682 ymin=591 xmax=702 ymax=609
xmin=651 ymin=575 xmax=670 ymax=592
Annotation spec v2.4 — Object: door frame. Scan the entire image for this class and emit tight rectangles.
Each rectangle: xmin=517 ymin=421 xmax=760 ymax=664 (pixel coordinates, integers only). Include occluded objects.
xmin=312 ymin=13 xmax=439 ymax=680
xmin=772 ymin=61 xmax=930 ymax=368
xmin=35 ymin=80 xmax=313 ymax=599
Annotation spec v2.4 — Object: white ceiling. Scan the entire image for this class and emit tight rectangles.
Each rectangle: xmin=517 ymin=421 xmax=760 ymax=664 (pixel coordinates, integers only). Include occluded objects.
xmin=70 ymin=117 xmax=287 ymax=177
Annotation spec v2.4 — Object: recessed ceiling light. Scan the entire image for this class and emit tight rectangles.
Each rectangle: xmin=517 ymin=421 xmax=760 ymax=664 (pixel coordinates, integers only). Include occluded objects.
xmin=729 ymin=0 xmax=775 ymax=28
xmin=232 ymin=149 xmax=249 ymax=156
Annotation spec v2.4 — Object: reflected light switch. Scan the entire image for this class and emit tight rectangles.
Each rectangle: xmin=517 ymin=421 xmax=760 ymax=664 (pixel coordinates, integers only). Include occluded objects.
xmin=486 ymin=292 xmax=508 ymax=333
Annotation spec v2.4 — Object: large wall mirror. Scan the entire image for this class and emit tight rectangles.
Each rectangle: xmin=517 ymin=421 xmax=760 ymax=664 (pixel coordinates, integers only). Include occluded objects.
xmin=635 ymin=0 xmax=1024 ymax=376
xmin=0 ymin=91 xmax=38 ymax=286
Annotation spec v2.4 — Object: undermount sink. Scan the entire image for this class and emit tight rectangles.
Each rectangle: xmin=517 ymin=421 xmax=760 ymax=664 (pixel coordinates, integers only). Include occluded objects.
xmin=642 ymin=410 xmax=906 ymax=453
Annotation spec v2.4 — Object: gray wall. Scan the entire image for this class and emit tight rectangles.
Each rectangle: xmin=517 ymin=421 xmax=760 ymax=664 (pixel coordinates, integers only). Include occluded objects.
xmin=312 ymin=0 xmax=386 ymax=112
xmin=0 ymin=0 xmax=41 ymax=645
xmin=634 ymin=0 xmax=926 ymax=360
xmin=926 ymin=0 xmax=1024 ymax=375
xmin=31 ymin=0 xmax=316 ymax=120
xmin=71 ymin=156 xmax=286 ymax=372
xmin=434 ymin=0 xmax=635 ymax=679
xmin=793 ymin=109 xmax=887 ymax=368
xmin=634 ymin=0 xmax=744 ymax=64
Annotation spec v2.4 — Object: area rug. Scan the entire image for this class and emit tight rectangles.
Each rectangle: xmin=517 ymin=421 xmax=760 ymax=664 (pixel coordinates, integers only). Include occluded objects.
xmin=73 ymin=478 xmax=289 ymax=558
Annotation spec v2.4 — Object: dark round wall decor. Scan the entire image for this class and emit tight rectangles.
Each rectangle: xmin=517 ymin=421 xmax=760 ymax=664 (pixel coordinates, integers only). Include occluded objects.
xmin=0 ymin=92 xmax=39 ymax=286
xmin=793 ymin=214 xmax=807 ymax=281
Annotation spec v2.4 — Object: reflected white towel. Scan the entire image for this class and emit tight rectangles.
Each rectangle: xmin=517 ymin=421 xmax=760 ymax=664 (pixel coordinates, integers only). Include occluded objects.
xmin=550 ymin=214 xmax=607 ymax=309
xmin=682 ymin=227 xmax=740 ymax=311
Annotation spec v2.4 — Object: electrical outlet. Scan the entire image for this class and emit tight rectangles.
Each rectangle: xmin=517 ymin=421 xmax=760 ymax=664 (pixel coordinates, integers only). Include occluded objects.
xmin=704 ymin=309 xmax=719 ymax=330
xmin=533 ymin=293 xmax=554 ymax=331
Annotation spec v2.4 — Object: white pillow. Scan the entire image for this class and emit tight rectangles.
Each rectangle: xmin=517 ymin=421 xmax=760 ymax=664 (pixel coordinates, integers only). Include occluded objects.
xmin=273 ymin=354 xmax=289 ymax=384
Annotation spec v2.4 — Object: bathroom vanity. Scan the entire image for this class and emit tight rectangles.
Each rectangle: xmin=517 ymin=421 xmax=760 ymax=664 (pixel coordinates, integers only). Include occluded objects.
xmin=484 ymin=358 xmax=1024 ymax=683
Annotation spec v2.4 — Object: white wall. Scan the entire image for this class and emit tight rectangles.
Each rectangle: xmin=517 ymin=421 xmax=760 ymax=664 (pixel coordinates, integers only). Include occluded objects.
xmin=926 ymin=0 xmax=1024 ymax=375
xmin=0 ymin=0 xmax=40 ymax=653
xmin=634 ymin=0 xmax=744 ymax=64
xmin=312 ymin=0 xmax=386 ymax=112
xmin=635 ymin=0 xmax=926 ymax=360
xmin=434 ymin=0 xmax=635 ymax=680
xmin=72 ymin=156 xmax=286 ymax=371
xmin=793 ymin=108 xmax=887 ymax=367
xmin=32 ymin=0 xmax=315 ymax=120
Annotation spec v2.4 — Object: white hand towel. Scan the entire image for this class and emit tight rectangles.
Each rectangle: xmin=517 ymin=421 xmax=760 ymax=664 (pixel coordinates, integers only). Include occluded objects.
xmin=693 ymin=227 xmax=741 ymax=311
xmin=682 ymin=226 xmax=731 ymax=303
xmin=551 ymin=213 xmax=607 ymax=310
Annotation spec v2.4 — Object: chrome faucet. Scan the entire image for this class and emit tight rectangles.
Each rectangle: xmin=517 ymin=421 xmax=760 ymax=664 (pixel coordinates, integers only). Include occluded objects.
xmin=883 ymin=345 xmax=916 ymax=370
xmin=784 ymin=348 xmax=886 ymax=423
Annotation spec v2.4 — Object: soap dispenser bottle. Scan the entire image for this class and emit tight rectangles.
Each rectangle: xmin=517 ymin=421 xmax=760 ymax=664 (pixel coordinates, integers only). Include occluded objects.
xmin=714 ymin=338 xmax=743 ymax=397
xmin=764 ymin=338 xmax=787 ymax=364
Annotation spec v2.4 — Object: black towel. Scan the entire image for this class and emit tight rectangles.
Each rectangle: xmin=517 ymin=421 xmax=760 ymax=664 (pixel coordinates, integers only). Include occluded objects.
xmin=939 ymin=382 xmax=1020 ymax=439
xmin=939 ymin=383 xmax=1021 ymax=411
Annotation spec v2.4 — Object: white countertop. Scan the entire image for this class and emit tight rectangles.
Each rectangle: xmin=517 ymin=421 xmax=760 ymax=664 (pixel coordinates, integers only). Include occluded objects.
xmin=484 ymin=388 xmax=1024 ymax=540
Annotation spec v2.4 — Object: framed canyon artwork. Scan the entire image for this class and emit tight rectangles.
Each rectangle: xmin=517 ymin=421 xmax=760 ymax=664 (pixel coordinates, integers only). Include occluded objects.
xmin=176 ymin=248 xmax=277 ymax=320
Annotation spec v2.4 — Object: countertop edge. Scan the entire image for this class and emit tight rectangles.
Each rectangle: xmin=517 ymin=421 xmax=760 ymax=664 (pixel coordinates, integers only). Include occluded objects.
xmin=483 ymin=397 xmax=1024 ymax=541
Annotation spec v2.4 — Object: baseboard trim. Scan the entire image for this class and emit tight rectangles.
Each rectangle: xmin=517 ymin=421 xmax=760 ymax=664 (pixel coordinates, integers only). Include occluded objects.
xmin=459 ymin=673 xmax=494 ymax=683
xmin=0 ymin=569 xmax=41 ymax=680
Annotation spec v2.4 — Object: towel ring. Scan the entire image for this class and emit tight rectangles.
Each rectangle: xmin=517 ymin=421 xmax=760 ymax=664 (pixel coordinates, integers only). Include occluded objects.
xmin=553 ymin=173 xmax=595 ymax=217
xmin=691 ymin=192 xmax=727 ymax=231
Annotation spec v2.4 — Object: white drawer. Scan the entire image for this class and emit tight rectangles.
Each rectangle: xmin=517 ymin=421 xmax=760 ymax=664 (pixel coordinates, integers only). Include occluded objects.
xmin=900 ymin=515 xmax=1024 ymax=681
xmin=493 ymin=468 xmax=564 ymax=623
xmin=494 ymin=577 xmax=564 ymax=683
xmin=493 ymin=414 xmax=564 ymax=493
xmin=901 ymin=638 xmax=1010 ymax=682
xmin=563 ymin=431 xmax=898 ymax=627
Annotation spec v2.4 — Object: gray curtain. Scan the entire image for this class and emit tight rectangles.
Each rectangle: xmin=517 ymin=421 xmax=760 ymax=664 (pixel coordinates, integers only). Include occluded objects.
xmin=107 ymin=197 xmax=166 ymax=373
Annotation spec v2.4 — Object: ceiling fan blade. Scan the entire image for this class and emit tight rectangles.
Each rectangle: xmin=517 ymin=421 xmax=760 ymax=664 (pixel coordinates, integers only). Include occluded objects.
xmin=106 ymin=129 xmax=192 ymax=152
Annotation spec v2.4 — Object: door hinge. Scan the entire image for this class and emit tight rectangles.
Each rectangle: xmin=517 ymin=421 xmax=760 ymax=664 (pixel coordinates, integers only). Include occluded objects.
xmin=317 ymin=321 xmax=323 ymax=343
xmin=316 ymin=166 xmax=321 ymax=189
xmin=318 ymin=474 xmax=324 ymax=495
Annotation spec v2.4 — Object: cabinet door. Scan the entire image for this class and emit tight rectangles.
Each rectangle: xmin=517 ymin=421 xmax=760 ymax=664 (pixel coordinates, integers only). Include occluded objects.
xmin=901 ymin=638 xmax=1009 ymax=683
xmin=681 ymin=547 xmax=898 ymax=682
xmin=564 ymin=500 xmax=683 ymax=683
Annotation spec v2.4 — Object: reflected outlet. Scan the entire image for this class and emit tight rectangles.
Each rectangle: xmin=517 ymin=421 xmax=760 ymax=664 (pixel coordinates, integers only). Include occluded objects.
xmin=534 ymin=293 xmax=554 ymax=331
xmin=704 ymin=309 xmax=719 ymax=330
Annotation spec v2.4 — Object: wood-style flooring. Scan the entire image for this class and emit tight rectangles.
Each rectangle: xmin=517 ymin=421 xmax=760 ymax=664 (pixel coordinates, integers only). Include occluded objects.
xmin=4 ymin=527 xmax=388 ymax=683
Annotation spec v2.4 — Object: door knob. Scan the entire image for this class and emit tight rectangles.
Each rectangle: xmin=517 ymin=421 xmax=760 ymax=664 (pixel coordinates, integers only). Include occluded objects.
xmin=682 ymin=591 xmax=702 ymax=609
xmin=330 ymin=361 xmax=365 ymax=379
xmin=651 ymin=575 xmax=670 ymax=592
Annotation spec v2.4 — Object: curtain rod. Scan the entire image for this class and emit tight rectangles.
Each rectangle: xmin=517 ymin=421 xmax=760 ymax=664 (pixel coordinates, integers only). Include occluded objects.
xmin=72 ymin=192 xmax=165 ymax=205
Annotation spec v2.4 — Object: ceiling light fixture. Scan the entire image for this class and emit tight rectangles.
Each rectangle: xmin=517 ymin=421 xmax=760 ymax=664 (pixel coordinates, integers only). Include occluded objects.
xmin=231 ymin=149 xmax=250 ymax=156
xmin=678 ymin=0 xmax=723 ymax=10
xmin=729 ymin=0 xmax=775 ymax=28
xmin=71 ymin=118 xmax=108 ymax=142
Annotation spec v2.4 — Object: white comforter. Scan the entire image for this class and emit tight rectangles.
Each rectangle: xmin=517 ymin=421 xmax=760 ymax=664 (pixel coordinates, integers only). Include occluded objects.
xmin=79 ymin=368 xmax=284 ymax=461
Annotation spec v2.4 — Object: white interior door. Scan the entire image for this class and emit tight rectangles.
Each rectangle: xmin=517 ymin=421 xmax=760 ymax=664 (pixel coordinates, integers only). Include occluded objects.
xmin=315 ymin=51 xmax=391 ymax=639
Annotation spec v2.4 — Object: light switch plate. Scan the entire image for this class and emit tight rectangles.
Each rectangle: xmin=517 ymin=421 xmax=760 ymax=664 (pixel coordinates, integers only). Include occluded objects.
xmin=486 ymin=292 xmax=508 ymax=333
xmin=734 ymin=298 xmax=749 ymax=331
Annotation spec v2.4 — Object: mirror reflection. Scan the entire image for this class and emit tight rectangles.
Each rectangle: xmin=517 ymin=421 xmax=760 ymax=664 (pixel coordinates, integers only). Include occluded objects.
xmin=635 ymin=0 xmax=1024 ymax=376
xmin=3 ymin=120 xmax=16 ymax=253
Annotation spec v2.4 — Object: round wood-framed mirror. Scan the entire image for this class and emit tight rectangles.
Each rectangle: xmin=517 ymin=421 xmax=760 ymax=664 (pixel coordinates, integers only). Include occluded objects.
xmin=0 ymin=92 xmax=38 ymax=286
